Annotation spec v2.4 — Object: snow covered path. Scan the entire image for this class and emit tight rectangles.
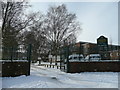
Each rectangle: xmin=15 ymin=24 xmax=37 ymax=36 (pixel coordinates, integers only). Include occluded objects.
xmin=2 ymin=64 xmax=118 ymax=88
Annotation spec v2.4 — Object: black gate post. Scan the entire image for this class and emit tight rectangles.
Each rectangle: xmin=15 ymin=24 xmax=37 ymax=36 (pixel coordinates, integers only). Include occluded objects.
xmin=60 ymin=49 xmax=62 ymax=70
xmin=66 ymin=45 xmax=69 ymax=73
xmin=79 ymin=42 xmax=80 ymax=60
xmin=10 ymin=47 xmax=13 ymax=62
xmin=27 ymin=44 xmax=32 ymax=76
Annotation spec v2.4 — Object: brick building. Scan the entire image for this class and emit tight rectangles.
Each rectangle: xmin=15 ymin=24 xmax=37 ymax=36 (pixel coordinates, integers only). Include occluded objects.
xmin=60 ymin=35 xmax=120 ymax=60
xmin=72 ymin=36 xmax=120 ymax=60
xmin=82 ymin=43 xmax=98 ymax=57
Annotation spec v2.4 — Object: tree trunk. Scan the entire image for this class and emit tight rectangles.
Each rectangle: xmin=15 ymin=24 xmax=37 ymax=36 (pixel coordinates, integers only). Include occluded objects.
xmin=55 ymin=55 xmax=57 ymax=65
xmin=1 ymin=2 xmax=9 ymax=32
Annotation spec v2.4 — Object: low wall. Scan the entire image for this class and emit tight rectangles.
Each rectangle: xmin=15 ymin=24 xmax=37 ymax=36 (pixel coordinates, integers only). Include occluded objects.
xmin=1 ymin=61 xmax=29 ymax=77
xmin=68 ymin=61 xmax=120 ymax=73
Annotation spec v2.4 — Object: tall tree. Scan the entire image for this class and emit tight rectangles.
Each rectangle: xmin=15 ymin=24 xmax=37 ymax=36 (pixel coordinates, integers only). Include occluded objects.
xmin=22 ymin=13 xmax=48 ymax=63
xmin=44 ymin=4 xmax=81 ymax=65
xmin=1 ymin=1 xmax=37 ymax=60
xmin=1 ymin=1 xmax=33 ymax=47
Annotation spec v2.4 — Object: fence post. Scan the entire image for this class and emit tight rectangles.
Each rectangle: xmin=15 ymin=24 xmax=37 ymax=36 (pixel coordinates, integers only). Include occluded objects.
xmin=27 ymin=44 xmax=32 ymax=76
xmin=10 ymin=47 xmax=13 ymax=62
xmin=60 ymin=50 xmax=62 ymax=70
xmin=66 ymin=45 xmax=69 ymax=73
xmin=79 ymin=42 xmax=81 ymax=61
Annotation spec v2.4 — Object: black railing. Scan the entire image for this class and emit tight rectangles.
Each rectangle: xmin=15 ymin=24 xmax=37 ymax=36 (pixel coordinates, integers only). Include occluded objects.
xmin=60 ymin=45 xmax=120 ymax=72
xmin=1 ymin=44 xmax=32 ymax=76
xmin=2 ymin=45 xmax=31 ymax=62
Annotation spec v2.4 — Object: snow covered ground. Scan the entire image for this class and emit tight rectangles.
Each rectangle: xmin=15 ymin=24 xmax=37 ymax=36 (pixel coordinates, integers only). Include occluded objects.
xmin=1 ymin=63 xmax=118 ymax=88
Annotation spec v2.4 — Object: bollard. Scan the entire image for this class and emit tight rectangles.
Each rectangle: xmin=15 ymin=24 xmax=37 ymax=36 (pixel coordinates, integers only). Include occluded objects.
xmin=64 ymin=66 xmax=65 ymax=70
xmin=60 ymin=65 xmax=61 ymax=69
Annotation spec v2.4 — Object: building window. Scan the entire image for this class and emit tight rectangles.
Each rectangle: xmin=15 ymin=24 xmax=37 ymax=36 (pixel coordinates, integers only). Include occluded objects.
xmin=110 ymin=53 xmax=112 ymax=57
xmin=104 ymin=54 xmax=107 ymax=57
xmin=117 ymin=52 xmax=119 ymax=56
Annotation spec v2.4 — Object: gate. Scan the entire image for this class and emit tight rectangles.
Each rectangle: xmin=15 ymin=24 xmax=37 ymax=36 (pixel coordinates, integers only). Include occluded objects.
xmin=1 ymin=44 xmax=32 ymax=77
xmin=2 ymin=44 xmax=31 ymax=61
xmin=59 ymin=43 xmax=120 ymax=73
xmin=59 ymin=43 xmax=84 ymax=73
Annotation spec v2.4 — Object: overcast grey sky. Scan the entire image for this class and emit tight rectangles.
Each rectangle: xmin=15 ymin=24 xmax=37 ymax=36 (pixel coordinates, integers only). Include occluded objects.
xmin=28 ymin=1 xmax=118 ymax=45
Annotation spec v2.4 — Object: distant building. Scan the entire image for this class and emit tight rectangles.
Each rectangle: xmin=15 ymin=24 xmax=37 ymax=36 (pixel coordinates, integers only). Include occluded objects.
xmin=62 ymin=35 xmax=120 ymax=60
xmin=82 ymin=43 xmax=98 ymax=57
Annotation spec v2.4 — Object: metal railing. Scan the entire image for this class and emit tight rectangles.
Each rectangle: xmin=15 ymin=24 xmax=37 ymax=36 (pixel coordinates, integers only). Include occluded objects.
xmin=1 ymin=45 xmax=31 ymax=62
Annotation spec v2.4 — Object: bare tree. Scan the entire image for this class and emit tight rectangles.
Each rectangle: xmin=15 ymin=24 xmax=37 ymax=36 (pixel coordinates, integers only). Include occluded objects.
xmin=22 ymin=12 xmax=49 ymax=63
xmin=0 ymin=1 xmax=35 ymax=47
xmin=1 ymin=1 xmax=41 ymax=60
xmin=44 ymin=4 xmax=81 ymax=65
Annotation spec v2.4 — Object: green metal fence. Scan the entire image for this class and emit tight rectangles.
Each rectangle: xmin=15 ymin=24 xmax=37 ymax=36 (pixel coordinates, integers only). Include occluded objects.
xmin=2 ymin=45 xmax=31 ymax=62
xmin=60 ymin=44 xmax=120 ymax=72
xmin=1 ymin=44 xmax=32 ymax=76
